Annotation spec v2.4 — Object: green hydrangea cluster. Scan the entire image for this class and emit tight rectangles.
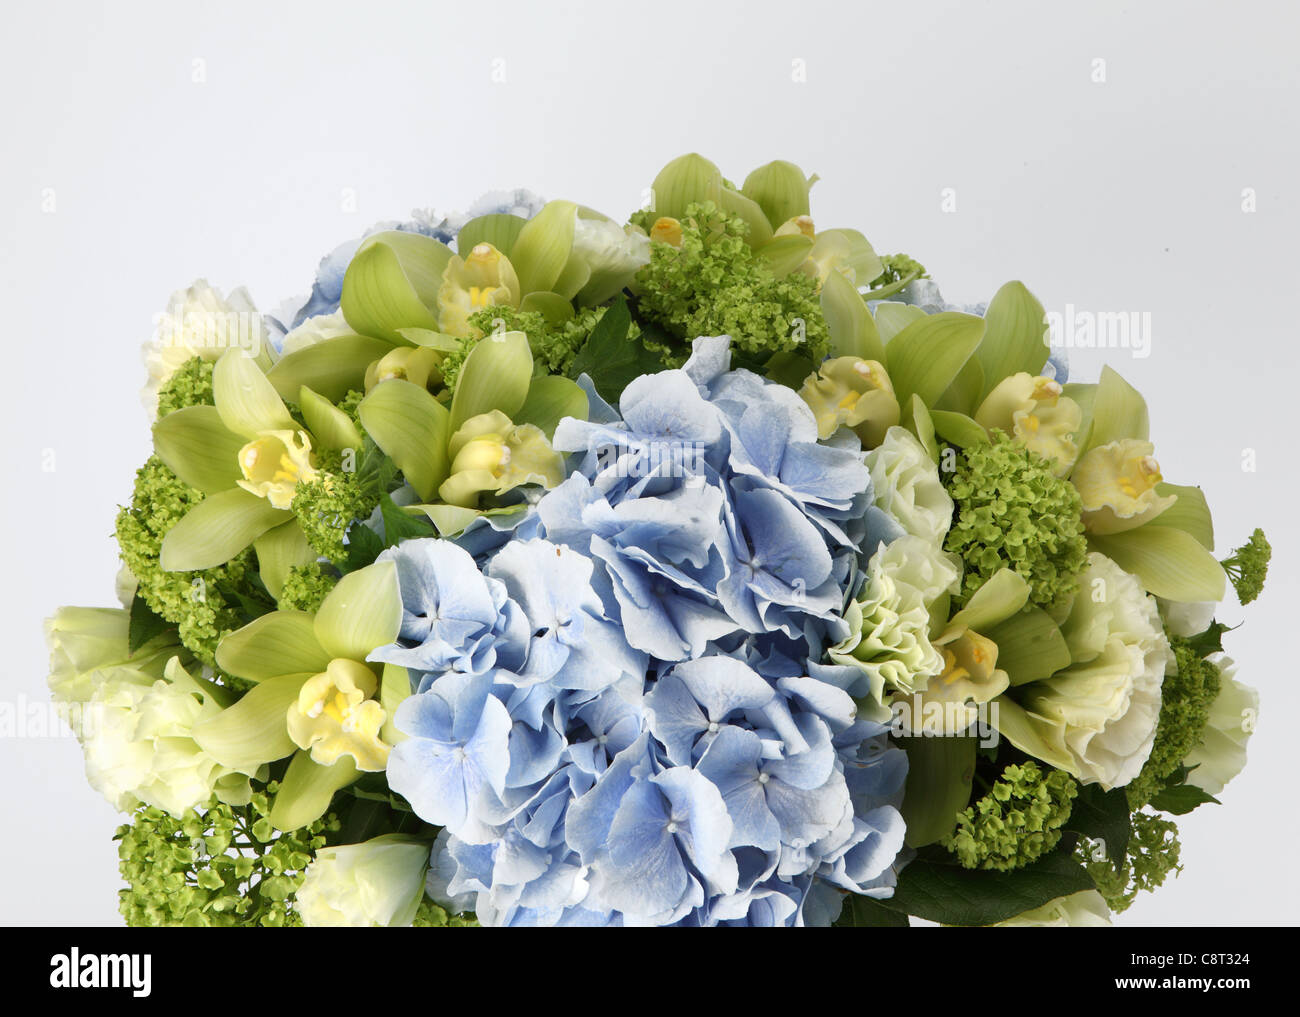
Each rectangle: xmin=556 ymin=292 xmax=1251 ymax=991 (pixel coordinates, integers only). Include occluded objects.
xmin=155 ymin=356 xmax=215 ymax=417
xmin=278 ymin=562 xmax=339 ymax=613
xmin=1222 ymin=527 xmax=1271 ymax=605
xmin=116 ymin=457 xmax=256 ymax=664
xmin=292 ymin=449 xmax=382 ymax=564
xmin=413 ymin=898 xmax=479 ymax=928
xmin=1126 ymin=635 xmax=1222 ymax=809
xmin=1084 ymin=810 xmax=1182 ymax=914
xmin=336 ymin=388 xmax=367 ymax=433
xmin=943 ymin=761 xmax=1078 ymax=871
xmin=634 ymin=201 xmax=830 ymax=366
xmin=944 ymin=433 xmax=1088 ymax=611
xmin=116 ymin=787 xmax=339 ymax=927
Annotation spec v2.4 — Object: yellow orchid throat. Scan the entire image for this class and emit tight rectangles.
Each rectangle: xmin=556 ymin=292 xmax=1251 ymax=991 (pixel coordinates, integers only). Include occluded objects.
xmin=286 ymin=658 xmax=390 ymax=773
xmin=798 ymin=357 xmax=900 ymax=448
xmin=236 ymin=429 xmax=319 ymax=510
xmin=1071 ymin=439 xmax=1177 ymax=534
xmin=437 ymin=242 xmax=521 ymax=337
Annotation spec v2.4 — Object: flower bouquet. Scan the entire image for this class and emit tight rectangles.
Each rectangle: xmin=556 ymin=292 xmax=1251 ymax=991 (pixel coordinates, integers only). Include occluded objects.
xmin=47 ymin=154 xmax=1270 ymax=927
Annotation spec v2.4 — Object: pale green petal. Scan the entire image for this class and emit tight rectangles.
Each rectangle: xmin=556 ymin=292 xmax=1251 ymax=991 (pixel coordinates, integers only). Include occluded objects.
xmin=929 ymin=409 xmax=989 ymax=449
xmin=152 ymin=405 xmax=246 ymax=494
xmin=820 ymin=268 xmax=885 ymax=362
xmin=741 ymin=159 xmax=814 ymax=229
xmin=159 ymin=488 xmax=292 ymax=571
xmin=874 ymin=302 xmax=927 ymax=343
xmin=455 ymin=213 xmax=527 ymax=258
xmin=267 ymin=334 xmax=394 ymax=402
xmin=215 ymin=610 xmax=329 ymax=682
xmin=1083 ymin=365 xmax=1149 ymax=451
xmin=358 ymin=379 xmax=451 ymax=502
xmin=213 ymin=350 xmax=294 ymax=439
xmin=269 ymin=750 xmax=358 ymax=832
xmin=299 ymin=385 xmax=363 ymax=453
xmin=315 ymin=560 xmax=402 ymax=662
xmin=985 ymin=606 xmax=1073 ymax=686
xmin=380 ymin=663 xmax=412 ymax=746
xmin=948 ymin=569 xmax=1030 ymax=632
xmin=650 ymin=153 xmax=723 ymax=221
xmin=448 ymin=330 xmax=533 ymax=434
xmin=340 ymin=231 xmax=452 ymax=343
xmin=514 ymin=374 xmax=588 ymax=440
xmin=1150 ymin=482 xmax=1214 ymax=550
xmin=1089 ymin=526 xmax=1226 ymax=602
xmin=252 ymin=520 xmax=318 ymax=601
xmin=974 ymin=281 xmax=1050 ymax=400
xmin=755 ymin=234 xmax=814 ymax=277
xmin=191 ymin=671 xmax=308 ymax=771
xmin=884 ymin=311 xmax=985 ymax=409
xmin=510 ymin=200 xmax=577 ymax=296
xmin=992 ymin=695 xmax=1075 ymax=772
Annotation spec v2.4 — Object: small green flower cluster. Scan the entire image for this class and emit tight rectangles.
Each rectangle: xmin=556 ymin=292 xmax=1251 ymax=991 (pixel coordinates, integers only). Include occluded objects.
xmin=116 ymin=457 xmax=255 ymax=664
xmin=155 ymin=356 xmax=215 ymax=416
xmin=1222 ymin=527 xmax=1271 ymax=605
xmin=292 ymin=448 xmax=382 ymax=564
xmin=944 ymin=761 xmax=1078 ymax=871
xmin=1126 ymin=634 xmax=1223 ymax=809
xmin=454 ymin=305 xmax=625 ymax=387
xmin=634 ymin=201 xmax=830 ymax=367
xmin=1084 ymin=810 xmax=1182 ymax=914
xmin=116 ymin=786 xmax=339 ymax=927
xmin=278 ymin=561 xmax=339 ymax=613
xmin=944 ymin=433 xmax=1089 ymax=611
xmin=413 ymin=898 xmax=479 ymax=928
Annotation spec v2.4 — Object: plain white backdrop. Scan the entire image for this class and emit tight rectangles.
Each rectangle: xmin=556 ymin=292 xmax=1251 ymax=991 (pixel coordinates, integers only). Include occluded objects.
xmin=1 ymin=0 xmax=1296 ymax=926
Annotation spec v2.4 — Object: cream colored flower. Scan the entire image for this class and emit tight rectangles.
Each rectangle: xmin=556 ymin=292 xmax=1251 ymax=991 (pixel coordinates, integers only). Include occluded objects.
xmin=865 ymin=425 xmax=953 ymax=545
xmin=799 ymin=359 xmax=900 ymax=448
xmin=993 ymin=890 xmax=1112 ymax=927
xmin=437 ymin=243 xmax=520 ymax=336
xmin=1182 ymin=655 xmax=1258 ymax=795
xmin=237 ymin=429 xmax=319 ymax=510
xmin=975 ymin=372 xmax=1082 ymax=475
xmin=286 ymin=658 xmax=390 ymax=772
xmin=1071 ymin=439 xmax=1177 ymax=534
xmin=297 ymin=834 xmax=430 ymax=927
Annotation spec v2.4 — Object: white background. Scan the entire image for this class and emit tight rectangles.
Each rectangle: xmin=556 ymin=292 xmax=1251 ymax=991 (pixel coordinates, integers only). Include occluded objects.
xmin=1 ymin=0 xmax=1295 ymax=926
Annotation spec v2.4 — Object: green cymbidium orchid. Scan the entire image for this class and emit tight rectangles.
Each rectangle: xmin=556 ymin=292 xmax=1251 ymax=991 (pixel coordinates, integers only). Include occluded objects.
xmin=356 ymin=329 xmax=582 ymax=532
xmin=798 ymin=356 xmax=900 ymax=447
xmin=152 ymin=349 xmax=361 ymax=578
xmin=974 ymin=372 xmax=1082 ymax=476
xmin=192 ymin=560 xmax=406 ymax=832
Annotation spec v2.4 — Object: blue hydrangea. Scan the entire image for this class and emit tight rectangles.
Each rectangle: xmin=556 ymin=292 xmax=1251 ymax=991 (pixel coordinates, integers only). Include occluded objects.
xmin=374 ymin=337 xmax=910 ymax=926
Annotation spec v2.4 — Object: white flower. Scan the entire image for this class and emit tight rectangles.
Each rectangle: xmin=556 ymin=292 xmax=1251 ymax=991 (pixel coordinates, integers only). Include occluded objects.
xmin=828 ymin=535 xmax=961 ymax=716
xmin=1158 ymin=598 xmax=1216 ymax=638
xmin=569 ymin=214 xmax=650 ymax=304
xmin=81 ymin=658 xmax=252 ymax=816
xmin=1183 ymin=655 xmax=1258 ymax=795
xmin=865 ymin=425 xmax=953 ymax=544
xmin=994 ymin=890 xmax=1112 ymax=927
xmin=1003 ymin=553 xmax=1172 ymax=789
xmin=297 ymin=835 xmax=430 ymax=927
xmin=281 ymin=309 xmax=354 ymax=355
xmin=141 ymin=280 xmax=267 ymax=417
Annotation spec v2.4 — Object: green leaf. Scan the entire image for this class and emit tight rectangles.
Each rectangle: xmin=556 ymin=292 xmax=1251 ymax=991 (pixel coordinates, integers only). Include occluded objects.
xmin=834 ymin=893 xmax=910 ymax=927
xmin=314 ymin=559 xmax=402 ymax=662
xmin=358 ymin=379 xmax=452 ymax=502
xmin=1064 ymin=784 xmax=1131 ymax=872
xmin=379 ymin=491 xmax=438 ymax=547
xmin=740 ymin=159 xmax=813 ymax=228
xmin=898 ymin=736 xmax=976 ymax=847
xmin=267 ymin=334 xmax=393 ymax=403
xmin=884 ymin=312 xmax=986 ymax=410
xmin=448 ymin=329 xmax=533 ymax=434
xmin=340 ymin=231 xmax=452 ymax=343
xmin=1149 ymin=782 xmax=1220 ymax=815
xmin=215 ymin=610 xmax=329 ymax=682
xmin=510 ymin=200 xmax=577 ymax=296
xmin=929 ymin=409 xmax=989 ymax=449
xmin=879 ymin=847 xmax=1095 ymax=926
xmin=820 ymin=268 xmax=885 ymax=362
xmin=1151 ymin=483 xmax=1214 ymax=550
xmin=298 ymin=386 xmax=362 ymax=453
xmin=191 ymin=671 xmax=306 ymax=771
xmin=269 ymin=751 xmax=358 ymax=832
xmin=1083 ymin=365 xmax=1149 ymax=451
xmin=1089 ymin=525 xmax=1227 ymax=602
xmin=975 ymin=281 xmax=1050 ymax=400
xmin=152 ymin=405 xmax=246 ymax=494
xmin=159 ymin=488 xmax=293 ymax=572
xmin=127 ymin=594 xmax=172 ymax=654
xmin=985 ymin=605 xmax=1072 ymax=686
xmin=342 ymin=520 xmax=385 ymax=573
xmin=568 ymin=296 xmax=665 ymax=403
xmin=455 ymin=213 xmax=527 ymax=258
xmin=514 ymin=375 xmax=589 ymax=440
xmin=252 ymin=521 xmax=318 ymax=601
xmin=213 ymin=350 xmax=295 ymax=439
